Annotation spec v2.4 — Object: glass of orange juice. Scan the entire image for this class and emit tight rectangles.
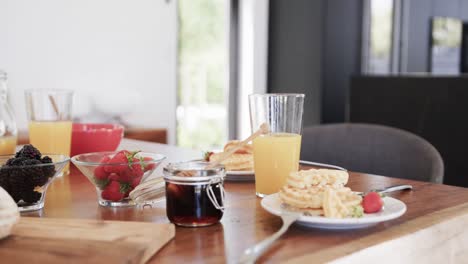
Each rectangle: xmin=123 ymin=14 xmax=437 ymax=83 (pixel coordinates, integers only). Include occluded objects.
xmin=249 ymin=93 xmax=305 ymax=197
xmin=25 ymin=89 xmax=73 ymax=175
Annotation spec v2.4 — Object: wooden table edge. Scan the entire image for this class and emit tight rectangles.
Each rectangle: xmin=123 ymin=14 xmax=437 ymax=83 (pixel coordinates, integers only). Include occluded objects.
xmin=287 ymin=201 xmax=468 ymax=263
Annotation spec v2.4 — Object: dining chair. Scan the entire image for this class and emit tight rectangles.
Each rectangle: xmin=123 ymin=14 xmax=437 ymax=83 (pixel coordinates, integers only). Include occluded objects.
xmin=301 ymin=123 xmax=444 ymax=183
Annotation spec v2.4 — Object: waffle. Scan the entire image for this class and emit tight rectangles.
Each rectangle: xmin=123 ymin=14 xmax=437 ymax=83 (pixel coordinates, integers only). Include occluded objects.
xmin=0 ymin=187 xmax=19 ymax=239
xmin=279 ymin=168 xmax=363 ymax=218
xmin=286 ymin=169 xmax=349 ymax=189
xmin=322 ymin=187 xmax=362 ymax=218
xmin=280 ymin=184 xmax=333 ymax=209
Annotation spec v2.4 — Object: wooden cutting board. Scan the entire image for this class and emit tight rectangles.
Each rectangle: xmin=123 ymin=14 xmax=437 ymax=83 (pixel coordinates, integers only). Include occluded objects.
xmin=0 ymin=217 xmax=175 ymax=264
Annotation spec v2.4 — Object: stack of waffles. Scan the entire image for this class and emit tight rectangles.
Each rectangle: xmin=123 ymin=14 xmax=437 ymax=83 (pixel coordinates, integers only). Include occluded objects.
xmin=279 ymin=169 xmax=363 ymax=218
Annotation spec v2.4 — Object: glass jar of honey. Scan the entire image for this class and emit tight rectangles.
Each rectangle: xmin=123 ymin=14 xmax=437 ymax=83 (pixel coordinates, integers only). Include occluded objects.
xmin=163 ymin=161 xmax=225 ymax=227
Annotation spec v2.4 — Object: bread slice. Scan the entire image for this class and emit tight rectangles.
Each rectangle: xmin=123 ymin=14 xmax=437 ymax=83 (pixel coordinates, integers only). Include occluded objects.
xmin=0 ymin=187 xmax=19 ymax=239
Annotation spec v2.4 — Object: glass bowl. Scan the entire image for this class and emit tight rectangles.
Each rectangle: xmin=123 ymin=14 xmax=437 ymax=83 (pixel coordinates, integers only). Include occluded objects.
xmin=0 ymin=154 xmax=70 ymax=212
xmin=71 ymin=151 xmax=166 ymax=207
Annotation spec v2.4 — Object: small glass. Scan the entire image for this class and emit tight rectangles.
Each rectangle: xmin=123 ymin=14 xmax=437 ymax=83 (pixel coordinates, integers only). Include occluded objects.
xmin=25 ymin=89 xmax=73 ymax=175
xmin=163 ymin=161 xmax=225 ymax=227
xmin=249 ymin=93 xmax=305 ymax=197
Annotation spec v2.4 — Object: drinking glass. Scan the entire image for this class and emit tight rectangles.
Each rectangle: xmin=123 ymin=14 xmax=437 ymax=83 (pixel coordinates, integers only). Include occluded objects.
xmin=249 ymin=93 xmax=305 ymax=197
xmin=25 ymin=89 xmax=74 ymax=175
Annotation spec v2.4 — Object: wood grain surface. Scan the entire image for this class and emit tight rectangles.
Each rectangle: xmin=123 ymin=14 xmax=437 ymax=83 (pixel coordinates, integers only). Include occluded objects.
xmin=1 ymin=217 xmax=174 ymax=264
xmin=14 ymin=140 xmax=468 ymax=263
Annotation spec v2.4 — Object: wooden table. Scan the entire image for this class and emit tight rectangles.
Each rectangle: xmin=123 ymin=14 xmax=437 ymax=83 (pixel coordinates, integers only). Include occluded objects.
xmin=23 ymin=139 xmax=468 ymax=263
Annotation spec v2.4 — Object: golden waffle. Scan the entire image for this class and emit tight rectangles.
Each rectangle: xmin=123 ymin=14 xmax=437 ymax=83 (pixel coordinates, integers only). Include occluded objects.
xmin=209 ymin=152 xmax=253 ymax=171
xmin=322 ymin=187 xmax=362 ymax=218
xmin=279 ymin=168 xmax=362 ymax=218
xmin=279 ymin=184 xmax=334 ymax=209
xmin=286 ymin=169 xmax=349 ymax=189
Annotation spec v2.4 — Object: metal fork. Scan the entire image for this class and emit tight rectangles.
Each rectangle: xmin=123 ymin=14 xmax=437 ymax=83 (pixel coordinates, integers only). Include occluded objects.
xmin=238 ymin=209 xmax=301 ymax=264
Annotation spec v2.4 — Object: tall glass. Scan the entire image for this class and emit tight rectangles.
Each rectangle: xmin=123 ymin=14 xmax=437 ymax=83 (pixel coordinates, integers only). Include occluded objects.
xmin=249 ymin=93 xmax=304 ymax=197
xmin=25 ymin=89 xmax=73 ymax=175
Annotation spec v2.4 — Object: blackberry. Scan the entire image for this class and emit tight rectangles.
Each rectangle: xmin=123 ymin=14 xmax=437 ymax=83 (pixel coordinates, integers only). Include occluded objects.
xmin=8 ymin=169 xmax=25 ymax=202
xmin=6 ymin=157 xmax=28 ymax=166
xmin=22 ymin=159 xmax=48 ymax=187
xmin=22 ymin=191 xmax=42 ymax=204
xmin=0 ymin=167 xmax=10 ymax=193
xmin=15 ymin=144 xmax=41 ymax=160
xmin=41 ymin=156 xmax=55 ymax=177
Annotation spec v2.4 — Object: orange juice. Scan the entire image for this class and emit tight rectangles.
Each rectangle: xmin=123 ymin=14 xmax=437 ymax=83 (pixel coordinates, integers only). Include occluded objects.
xmin=252 ymin=133 xmax=301 ymax=196
xmin=29 ymin=121 xmax=72 ymax=174
xmin=0 ymin=136 xmax=17 ymax=155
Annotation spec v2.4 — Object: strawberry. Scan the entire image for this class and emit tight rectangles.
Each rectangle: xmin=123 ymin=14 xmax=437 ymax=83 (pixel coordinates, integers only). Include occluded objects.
xmin=130 ymin=157 xmax=145 ymax=177
xmin=203 ymin=151 xmax=214 ymax=162
xmin=108 ymin=173 xmax=120 ymax=182
xmin=117 ymin=171 xmax=132 ymax=183
xmin=131 ymin=176 xmax=142 ymax=189
xmin=101 ymin=181 xmax=124 ymax=201
xmin=362 ymin=192 xmax=384 ymax=213
xmin=104 ymin=150 xmax=137 ymax=173
xmin=143 ymin=156 xmax=156 ymax=171
xmin=118 ymin=157 xmax=144 ymax=182
xmin=94 ymin=156 xmax=110 ymax=181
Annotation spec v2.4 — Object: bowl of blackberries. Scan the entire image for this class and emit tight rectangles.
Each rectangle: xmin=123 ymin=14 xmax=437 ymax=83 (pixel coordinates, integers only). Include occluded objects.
xmin=0 ymin=145 xmax=70 ymax=212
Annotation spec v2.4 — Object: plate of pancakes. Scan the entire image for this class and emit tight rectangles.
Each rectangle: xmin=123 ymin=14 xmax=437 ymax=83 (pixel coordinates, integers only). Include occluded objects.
xmin=206 ymin=140 xmax=255 ymax=181
xmin=261 ymin=168 xmax=406 ymax=229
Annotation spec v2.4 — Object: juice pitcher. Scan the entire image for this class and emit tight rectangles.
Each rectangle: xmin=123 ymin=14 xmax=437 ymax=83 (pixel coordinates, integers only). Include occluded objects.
xmin=0 ymin=70 xmax=17 ymax=155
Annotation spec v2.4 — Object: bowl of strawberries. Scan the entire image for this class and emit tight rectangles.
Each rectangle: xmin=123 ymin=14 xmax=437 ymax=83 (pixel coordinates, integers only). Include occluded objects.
xmin=71 ymin=150 xmax=165 ymax=207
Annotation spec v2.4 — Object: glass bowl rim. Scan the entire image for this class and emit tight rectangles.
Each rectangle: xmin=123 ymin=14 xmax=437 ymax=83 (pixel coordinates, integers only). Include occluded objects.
xmin=0 ymin=154 xmax=70 ymax=168
xmin=72 ymin=123 xmax=124 ymax=132
xmin=71 ymin=151 xmax=166 ymax=167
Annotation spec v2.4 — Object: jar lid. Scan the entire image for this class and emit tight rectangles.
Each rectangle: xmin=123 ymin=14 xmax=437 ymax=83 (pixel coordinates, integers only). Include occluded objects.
xmin=163 ymin=161 xmax=225 ymax=185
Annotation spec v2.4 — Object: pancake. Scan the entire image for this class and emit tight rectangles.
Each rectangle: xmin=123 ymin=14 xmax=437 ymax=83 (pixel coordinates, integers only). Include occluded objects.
xmin=224 ymin=140 xmax=253 ymax=154
xmin=209 ymin=152 xmax=253 ymax=171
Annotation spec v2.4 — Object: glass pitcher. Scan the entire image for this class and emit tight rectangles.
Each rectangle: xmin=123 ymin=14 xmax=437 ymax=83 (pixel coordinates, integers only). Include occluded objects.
xmin=0 ymin=70 xmax=17 ymax=154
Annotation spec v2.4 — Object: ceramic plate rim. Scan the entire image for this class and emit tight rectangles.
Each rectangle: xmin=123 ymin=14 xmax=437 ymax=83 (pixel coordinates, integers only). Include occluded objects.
xmin=261 ymin=193 xmax=406 ymax=226
xmin=226 ymin=170 xmax=254 ymax=175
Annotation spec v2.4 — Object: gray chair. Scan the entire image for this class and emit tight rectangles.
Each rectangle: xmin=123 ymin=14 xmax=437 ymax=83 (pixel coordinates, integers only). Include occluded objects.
xmin=301 ymin=123 xmax=444 ymax=183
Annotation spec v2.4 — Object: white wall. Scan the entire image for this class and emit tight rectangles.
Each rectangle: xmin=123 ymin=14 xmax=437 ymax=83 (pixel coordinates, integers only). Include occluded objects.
xmin=237 ymin=0 xmax=269 ymax=139
xmin=0 ymin=0 xmax=177 ymax=144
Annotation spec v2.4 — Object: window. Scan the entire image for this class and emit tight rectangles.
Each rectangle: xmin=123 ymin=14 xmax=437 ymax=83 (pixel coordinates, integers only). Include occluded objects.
xmin=430 ymin=17 xmax=462 ymax=74
xmin=362 ymin=0 xmax=396 ymax=74
xmin=176 ymin=0 xmax=229 ymax=149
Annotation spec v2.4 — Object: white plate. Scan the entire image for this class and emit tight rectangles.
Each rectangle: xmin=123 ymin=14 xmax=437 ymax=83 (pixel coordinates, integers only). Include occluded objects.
xmin=261 ymin=193 xmax=406 ymax=229
xmin=225 ymin=170 xmax=255 ymax=182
